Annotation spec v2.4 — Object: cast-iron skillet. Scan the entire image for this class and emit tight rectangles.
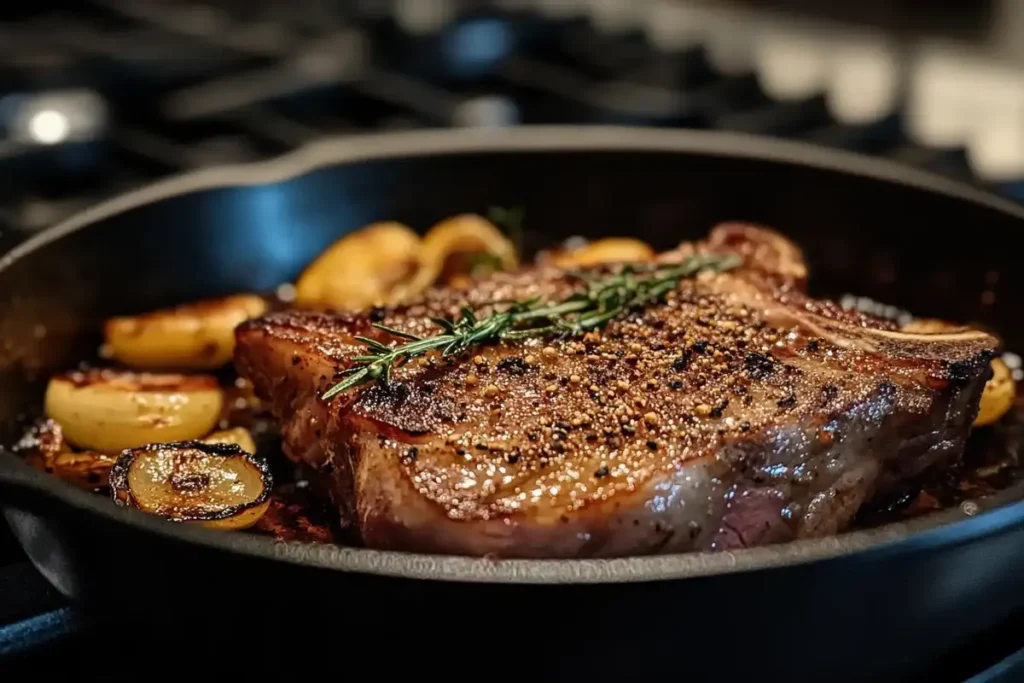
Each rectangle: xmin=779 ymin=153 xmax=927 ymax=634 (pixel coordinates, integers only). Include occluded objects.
xmin=2 ymin=127 xmax=1024 ymax=680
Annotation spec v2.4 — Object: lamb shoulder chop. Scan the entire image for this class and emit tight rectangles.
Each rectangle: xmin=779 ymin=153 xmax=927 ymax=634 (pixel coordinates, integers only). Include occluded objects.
xmin=235 ymin=224 xmax=998 ymax=558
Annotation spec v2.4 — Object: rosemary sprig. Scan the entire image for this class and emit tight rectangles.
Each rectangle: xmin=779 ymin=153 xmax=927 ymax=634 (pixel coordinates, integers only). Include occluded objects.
xmin=320 ymin=252 xmax=741 ymax=401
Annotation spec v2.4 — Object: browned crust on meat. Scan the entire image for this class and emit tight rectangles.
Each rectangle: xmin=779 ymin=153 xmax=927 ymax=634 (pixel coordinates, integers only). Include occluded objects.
xmin=235 ymin=223 xmax=1000 ymax=557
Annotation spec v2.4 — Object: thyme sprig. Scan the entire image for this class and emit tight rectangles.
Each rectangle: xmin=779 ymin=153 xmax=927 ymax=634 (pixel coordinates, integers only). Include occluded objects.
xmin=320 ymin=252 xmax=741 ymax=401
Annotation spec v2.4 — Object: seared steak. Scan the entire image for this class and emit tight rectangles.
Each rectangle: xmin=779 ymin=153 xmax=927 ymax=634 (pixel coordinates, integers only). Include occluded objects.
xmin=235 ymin=224 xmax=999 ymax=558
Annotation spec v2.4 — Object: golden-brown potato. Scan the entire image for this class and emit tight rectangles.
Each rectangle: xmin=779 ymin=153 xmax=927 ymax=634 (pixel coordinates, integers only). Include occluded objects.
xmin=104 ymin=294 xmax=267 ymax=370
xmin=395 ymin=214 xmax=519 ymax=296
xmin=202 ymin=426 xmax=257 ymax=454
xmin=111 ymin=441 xmax=272 ymax=530
xmin=44 ymin=369 xmax=223 ymax=454
xmin=295 ymin=221 xmax=421 ymax=310
xmin=975 ymin=357 xmax=1016 ymax=427
xmin=547 ymin=237 xmax=655 ymax=268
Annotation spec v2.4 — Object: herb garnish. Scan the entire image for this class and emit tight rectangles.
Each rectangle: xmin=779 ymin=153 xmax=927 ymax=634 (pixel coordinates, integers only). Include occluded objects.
xmin=320 ymin=252 xmax=741 ymax=400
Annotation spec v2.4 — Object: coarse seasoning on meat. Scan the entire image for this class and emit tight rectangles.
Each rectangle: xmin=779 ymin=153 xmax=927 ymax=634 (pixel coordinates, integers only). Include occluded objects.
xmin=235 ymin=223 xmax=998 ymax=558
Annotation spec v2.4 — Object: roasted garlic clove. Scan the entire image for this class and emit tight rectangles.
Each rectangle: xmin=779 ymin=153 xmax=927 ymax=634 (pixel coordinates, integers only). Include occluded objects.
xmin=295 ymin=221 xmax=422 ymax=311
xmin=111 ymin=441 xmax=272 ymax=530
xmin=13 ymin=418 xmax=118 ymax=490
xmin=104 ymin=294 xmax=268 ymax=370
xmin=201 ymin=426 xmax=257 ymax=454
xmin=975 ymin=357 xmax=1017 ymax=427
xmin=395 ymin=214 xmax=519 ymax=296
xmin=547 ymin=237 xmax=655 ymax=268
xmin=51 ymin=450 xmax=118 ymax=490
xmin=12 ymin=418 xmax=68 ymax=473
xmin=44 ymin=369 xmax=223 ymax=454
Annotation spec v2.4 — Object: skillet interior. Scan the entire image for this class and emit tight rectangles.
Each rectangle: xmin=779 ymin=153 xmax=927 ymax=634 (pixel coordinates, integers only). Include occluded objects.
xmin=5 ymin=128 xmax=1024 ymax=680
xmin=3 ymin=126 xmax=1024 ymax=583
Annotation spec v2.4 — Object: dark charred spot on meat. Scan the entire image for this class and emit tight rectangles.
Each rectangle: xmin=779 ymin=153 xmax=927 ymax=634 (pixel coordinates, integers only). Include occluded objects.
xmin=945 ymin=354 xmax=994 ymax=387
xmin=621 ymin=424 xmax=636 ymax=437
xmin=291 ymin=355 xmax=301 ymax=366
xmin=646 ymin=440 xmax=659 ymax=451
xmin=806 ymin=339 xmax=820 ymax=352
xmin=745 ymin=352 xmax=777 ymax=379
xmin=820 ymin=384 xmax=839 ymax=406
xmin=740 ymin=421 xmax=751 ymax=432
xmin=877 ymin=380 xmax=898 ymax=402
xmin=353 ymin=380 xmax=451 ymax=436
xmin=672 ymin=350 xmax=692 ymax=372
xmin=594 ymin=466 xmax=610 ymax=478
xmin=710 ymin=400 xmax=729 ymax=418
xmin=368 ymin=306 xmax=387 ymax=322
xmin=670 ymin=379 xmax=684 ymax=390
xmin=777 ymin=394 xmax=796 ymax=409
xmin=401 ymin=447 xmax=419 ymax=463
xmin=527 ymin=431 xmax=538 ymax=441
xmin=691 ymin=340 xmax=710 ymax=354
xmin=732 ymin=383 xmax=748 ymax=396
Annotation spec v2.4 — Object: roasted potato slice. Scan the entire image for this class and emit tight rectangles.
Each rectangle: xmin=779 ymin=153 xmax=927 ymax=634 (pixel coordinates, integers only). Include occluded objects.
xmin=396 ymin=214 xmax=519 ymax=295
xmin=901 ymin=318 xmax=1016 ymax=426
xmin=104 ymin=294 xmax=268 ymax=370
xmin=44 ymin=369 xmax=223 ymax=454
xmin=295 ymin=221 xmax=421 ymax=310
xmin=975 ymin=357 xmax=1016 ymax=427
xmin=548 ymin=237 xmax=655 ymax=268
xmin=111 ymin=441 xmax=272 ymax=530
xmin=202 ymin=426 xmax=257 ymax=454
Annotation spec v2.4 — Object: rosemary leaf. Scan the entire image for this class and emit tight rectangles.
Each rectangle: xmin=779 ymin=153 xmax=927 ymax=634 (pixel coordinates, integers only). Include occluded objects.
xmin=321 ymin=252 xmax=740 ymax=400
xmin=372 ymin=323 xmax=421 ymax=341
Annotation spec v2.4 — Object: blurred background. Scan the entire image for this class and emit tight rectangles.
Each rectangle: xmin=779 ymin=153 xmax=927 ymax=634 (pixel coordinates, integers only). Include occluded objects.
xmin=1 ymin=0 xmax=1024 ymax=254
xmin=4 ymin=1 xmax=1024 ymax=679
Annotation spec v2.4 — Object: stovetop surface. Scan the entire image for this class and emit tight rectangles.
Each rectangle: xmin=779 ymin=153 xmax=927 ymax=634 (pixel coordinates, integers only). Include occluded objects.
xmin=1 ymin=2 xmax=1024 ymax=679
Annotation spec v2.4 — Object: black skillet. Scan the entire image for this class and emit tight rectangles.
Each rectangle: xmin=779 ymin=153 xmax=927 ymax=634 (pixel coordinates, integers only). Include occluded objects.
xmin=2 ymin=127 xmax=1024 ymax=680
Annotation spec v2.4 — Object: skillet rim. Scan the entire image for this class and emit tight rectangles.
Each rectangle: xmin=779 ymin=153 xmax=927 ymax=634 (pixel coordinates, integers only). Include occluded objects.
xmin=2 ymin=124 xmax=1024 ymax=585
